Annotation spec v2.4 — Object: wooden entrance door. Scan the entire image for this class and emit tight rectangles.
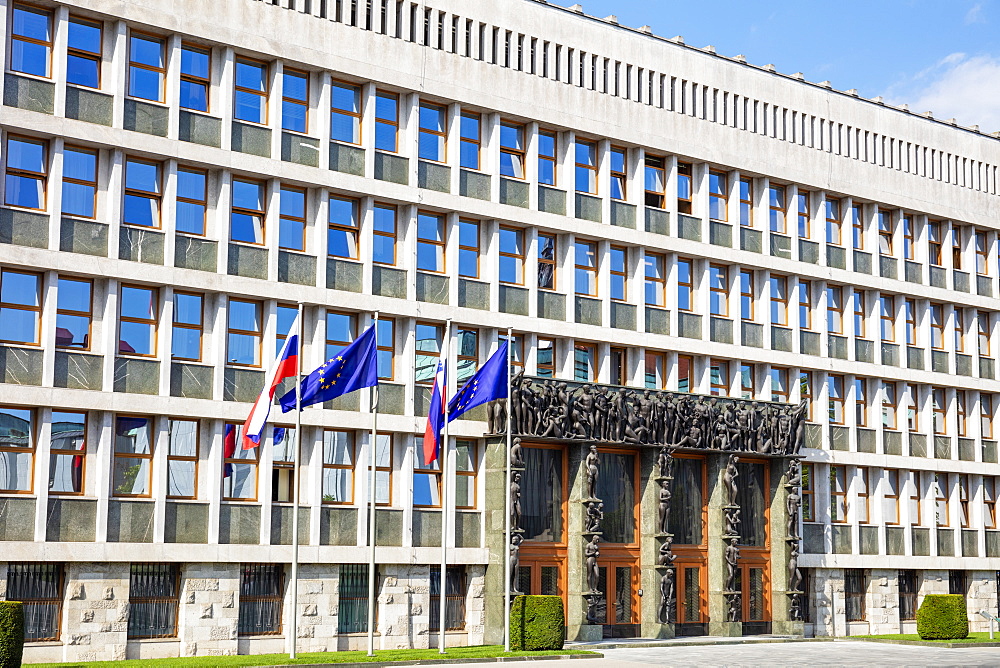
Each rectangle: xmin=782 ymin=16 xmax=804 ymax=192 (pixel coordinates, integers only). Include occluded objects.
xmin=673 ymin=559 xmax=708 ymax=636
xmin=596 ymin=560 xmax=640 ymax=637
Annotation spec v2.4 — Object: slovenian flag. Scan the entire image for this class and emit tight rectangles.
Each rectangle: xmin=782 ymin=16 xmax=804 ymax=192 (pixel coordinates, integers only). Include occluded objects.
xmin=422 ymin=337 xmax=449 ymax=466
xmin=223 ymin=424 xmax=237 ymax=477
xmin=242 ymin=314 xmax=300 ymax=450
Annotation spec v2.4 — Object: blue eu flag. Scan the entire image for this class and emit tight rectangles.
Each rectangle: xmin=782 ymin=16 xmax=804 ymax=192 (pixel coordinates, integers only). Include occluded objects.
xmin=279 ymin=324 xmax=378 ymax=412
xmin=447 ymin=341 xmax=509 ymax=421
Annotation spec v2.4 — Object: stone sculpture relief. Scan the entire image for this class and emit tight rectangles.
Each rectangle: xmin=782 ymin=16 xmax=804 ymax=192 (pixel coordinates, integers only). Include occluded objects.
xmin=658 ymin=568 xmax=675 ymax=624
xmin=784 ymin=458 xmax=805 ymax=621
xmin=584 ymin=535 xmax=601 ymax=594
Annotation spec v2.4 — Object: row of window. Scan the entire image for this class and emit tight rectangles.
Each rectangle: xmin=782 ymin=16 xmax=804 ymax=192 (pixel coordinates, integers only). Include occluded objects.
xmin=5 ymin=561 xmax=467 ymax=641
xmin=840 ymin=569 xmax=972 ymax=622
xmin=0 ymin=409 xmax=477 ymax=504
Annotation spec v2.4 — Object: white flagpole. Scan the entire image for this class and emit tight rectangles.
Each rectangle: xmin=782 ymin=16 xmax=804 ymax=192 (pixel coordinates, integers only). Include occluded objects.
xmin=367 ymin=312 xmax=380 ymax=657
xmin=439 ymin=319 xmax=452 ymax=654
xmin=503 ymin=328 xmax=513 ymax=653
xmin=290 ymin=303 xmax=304 ymax=659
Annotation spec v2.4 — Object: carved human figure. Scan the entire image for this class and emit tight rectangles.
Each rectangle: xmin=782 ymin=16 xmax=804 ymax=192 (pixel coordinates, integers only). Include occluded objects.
xmin=658 ymin=569 xmax=675 ymax=624
xmin=788 ymin=541 xmax=802 ymax=592
xmin=510 ymin=373 xmax=524 ymax=434
xmin=585 ymin=535 xmax=601 ymax=593
xmin=488 ymin=397 xmax=507 ymax=435
xmin=727 ymin=595 xmax=741 ymax=623
xmin=585 ymin=444 xmax=600 ymax=499
xmin=724 ymin=537 xmax=741 ymax=592
xmin=786 ymin=488 xmax=801 ymax=539
xmin=658 ymin=480 xmax=672 ymax=534
xmin=724 ymin=456 xmax=739 ymax=506
xmin=510 ymin=473 xmax=522 ymax=531
xmin=571 ymin=386 xmax=595 ymax=439
xmin=593 ymin=387 xmax=610 ymax=441
xmin=724 ymin=507 xmax=741 ymax=538
xmin=585 ymin=501 xmax=604 ymax=533
xmin=510 ymin=437 xmax=524 ymax=469
xmin=658 ymin=536 xmax=676 ymax=566
xmin=510 ymin=533 xmax=523 ymax=593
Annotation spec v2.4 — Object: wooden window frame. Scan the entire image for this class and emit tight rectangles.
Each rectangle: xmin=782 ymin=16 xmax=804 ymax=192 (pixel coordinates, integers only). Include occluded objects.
xmin=853 ymin=290 xmax=866 ymax=339
xmin=223 ymin=423 xmax=259 ymax=501
xmin=984 ymin=476 xmax=997 ymax=529
xmin=0 ymin=405 xmax=35 ymax=494
xmin=270 ymin=424 xmax=296 ymax=503
xmin=536 ymin=337 xmax=555 ymax=378
xmin=55 ymin=276 xmax=92 ymax=351
xmin=878 ymin=209 xmax=894 ymax=256
xmin=879 ymin=295 xmax=895 ymax=342
xmin=166 ymin=418 xmax=198 ymax=500
xmin=928 ymin=221 xmax=943 ymax=266
xmin=118 ymin=284 xmax=158 ymax=357
xmin=851 ymin=203 xmax=864 ymax=251
xmin=883 ymin=382 xmax=898 ymax=431
xmin=956 ymin=391 xmax=967 ymax=438
xmin=574 ymin=139 xmax=597 ymax=195
xmin=61 ymin=145 xmax=98 ymax=219
xmin=113 ymin=414 xmax=154 ymax=498
xmin=796 ymin=190 xmax=809 ymax=238
xmin=5 ymin=135 xmax=48 ymax=211
xmin=537 ymin=130 xmax=557 ymax=186
xmin=902 ymin=215 xmax=915 ymax=260
xmin=459 ymin=112 xmax=481 ymax=170
xmin=955 ymin=308 xmax=966 ymax=353
xmin=959 ymin=474 xmax=970 ymax=528
xmin=233 ymin=57 xmax=269 ymax=125
xmin=281 ymin=68 xmax=309 ymax=133
xmin=932 ymin=388 xmax=947 ymax=435
xmin=827 ymin=285 xmax=843 ymax=335
xmin=982 ymin=394 xmax=995 ymax=440
xmin=609 ymin=346 xmax=627 ymax=386
xmin=645 ymin=155 xmax=666 ymax=209
xmin=418 ymin=102 xmax=448 ymax=163
xmin=855 ymin=378 xmax=867 ymax=427
xmin=930 ymin=304 xmax=945 ymax=350
xmin=740 ymin=269 xmax=754 ymax=321
xmin=11 ymin=4 xmax=53 ymax=78
xmin=179 ymin=43 xmax=211 ymax=112
xmin=677 ymin=354 xmax=693 ymax=393
xmin=740 ymin=363 xmax=755 ymax=399
xmin=709 ymin=170 xmax=728 ymax=222
xmin=416 ymin=211 xmax=446 ymax=274
xmin=768 ymin=183 xmax=786 ymax=234
xmin=883 ymin=468 xmax=900 ymax=526
xmin=278 ymin=185 xmax=307 ymax=252
xmin=170 ymin=291 xmax=203 ymax=362
xmin=825 ymin=197 xmax=842 ymax=246
xmin=770 ymin=274 xmax=788 ymax=326
xmin=455 ymin=218 xmax=479 ymax=280
xmin=230 ymin=177 xmax=266 ymax=245
xmin=799 ymin=371 xmax=813 ymax=421
xmin=607 ymin=246 xmax=627 ymax=302
xmin=934 ymin=473 xmax=949 ymax=527
xmin=331 ymin=79 xmax=362 ymax=145
xmin=127 ymin=563 xmax=181 ymax=639
xmin=906 ymin=386 xmax=920 ymax=433
xmin=496 ymin=225 xmax=526 ymax=286
xmin=909 ymin=471 xmax=922 ymax=526
xmin=710 ymin=359 xmax=729 ymax=396
xmin=857 ymin=466 xmax=871 ymax=524
xmin=413 ymin=447 xmax=442 ymax=508
xmin=325 ymin=310 xmax=356 ymax=357
xmin=769 ymin=367 xmax=789 ymax=403
xmin=978 ymin=311 xmax=992 ymax=357
xmin=904 ymin=299 xmax=917 ymax=346
xmin=976 ymin=231 xmax=990 ymax=276
xmin=176 ymin=166 xmax=208 ymax=236
xmin=830 ymin=464 xmax=848 ymax=523
xmin=227 ymin=298 xmax=262 ymax=368
xmin=328 ymin=195 xmax=360 ymax=260
xmin=644 ymin=351 xmax=666 ymax=390
xmin=828 ymin=375 xmax=845 ymax=425
xmin=610 ymin=147 xmax=627 ymax=201
xmin=574 ymin=342 xmax=597 ymax=382
xmin=574 ymin=240 xmax=598 ymax=297
xmin=123 ymin=157 xmax=162 ymax=228
xmin=376 ymin=317 xmax=395 ymax=381
xmin=371 ymin=432 xmax=393 ymax=506
xmin=952 ymin=226 xmax=963 ymax=270
xmin=677 ymin=257 xmax=693 ymax=313
xmin=455 ymin=440 xmax=477 ymax=510
xmin=644 ymin=252 xmax=665 ymax=307
xmin=738 ymin=176 xmax=753 ymax=227
xmin=676 ymin=162 xmax=692 ymax=214
xmin=499 ymin=121 xmax=526 ymax=180
xmin=537 ymin=232 xmax=557 ymax=291
xmin=128 ymin=32 xmax=166 ymax=103
xmin=709 ymin=264 xmax=728 ymax=317
xmin=322 ymin=429 xmax=355 ymax=505
xmin=49 ymin=410 xmax=86 ymax=496
xmin=801 ymin=463 xmax=815 ymax=522
xmin=372 ymin=203 xmax=397 ymax=266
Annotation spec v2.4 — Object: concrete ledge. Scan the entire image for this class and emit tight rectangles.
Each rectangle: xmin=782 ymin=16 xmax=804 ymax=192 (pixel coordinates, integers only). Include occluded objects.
xmin=258 ymin=655 xmax=603 ymax=668
xmin=839 ymin=637 xmax=1000 ymax=648
xmin=567 ymin=636 xmax=809 ymax=650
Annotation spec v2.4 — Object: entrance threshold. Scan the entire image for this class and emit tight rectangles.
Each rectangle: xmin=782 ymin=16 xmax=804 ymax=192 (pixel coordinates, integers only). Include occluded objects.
xmin=565 ymin=635 xmax=804 ymax=651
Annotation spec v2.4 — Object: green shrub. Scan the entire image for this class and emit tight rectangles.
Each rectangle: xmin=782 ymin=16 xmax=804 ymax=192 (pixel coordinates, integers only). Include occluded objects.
xmin=0 ymin=601 xmax=24 ymax=668
xmin=916 ymin=594 xmax=969 ymax=640
xmin=510 ymin=595 xmax=564 ymax=651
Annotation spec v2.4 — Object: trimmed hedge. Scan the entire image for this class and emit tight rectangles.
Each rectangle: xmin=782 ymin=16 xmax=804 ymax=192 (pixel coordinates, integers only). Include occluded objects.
xmin=510 ymin=595 xmax=564 ymax=651
xmin=0 ymin=601 xmax=24 ymax=668
xmin=916 ymin=594 xmax=969 ymax=640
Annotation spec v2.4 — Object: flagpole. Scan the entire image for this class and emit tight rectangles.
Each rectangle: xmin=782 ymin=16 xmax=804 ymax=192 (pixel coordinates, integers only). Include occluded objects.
xmin=503 ymin=328 xmax=513 ymax=653
xmin=367 ymin=311 xmax=380 ymax=658
xmin=439 ymin=318 xmax=452 ymax=654
xmin=290 ymin=303 xmax=304 ymax=659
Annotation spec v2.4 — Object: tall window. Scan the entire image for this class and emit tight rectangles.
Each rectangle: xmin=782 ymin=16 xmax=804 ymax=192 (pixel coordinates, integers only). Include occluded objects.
xmin=278 ymin=186 xmax=306 ymax=251
xmin=801 ymin=464 xmax=815 ymax=522
xmin=879 ymin=295 xmax=895 ymax=342
xmin=49 ymin=411 xmax=85 ymax=495
xmin=857 ymin=467 xmax=870 ymax=523
xmin=227 ymin=299 xmax=262 ymax=367
xmin=11 ymin=5 xmax=52 ymax=77
xmin=270 ymin=426 xmax=295 ymax=503
xmin=644 ymin=253 xmax=666 ymax=307
xmin=740 ymin=270 xmax=753 ymax=321
xmin=537 ymin=338 xmax=555 ymax=378
xmin=494 ymin=226 xmax=524 ymax=285
xmin=932 ymin=388 xmax=947 ymax=435
xmin=928 ymin=221 xmax=943 ymax=266
xmin=460 ymin=113 xmax=481 ymax=170
xmin=574 ymin=241 xmax=597 ymax=296
xmin=537 ymin=130 xmax=557 ymax=186
xmin=934 ymin=473 xmax=949 ymax=526
xmin=955 ymin=308 xmax=966 ymax=353
xmin=376 ymin=318 xmax=394 ymax=380
xmin=770 ymin=275 xmax=788 ymax=326
xmin=984 ymin=477 xmax=997 ymax=530
xmin=234 ymin=58 xmax=268 ymax=124
xmin=128 ymin=34 xmax=165 ymax=102
xmin=61 ymin=146 xmax=97 ymax=219
xmin=176 ymin=167 xmax=208 ymax=235
xmin=326 ymin=311 xmax=355 ymax=358
xmin=414 ymin=322 xmax=443 ymax=385
xmin=677 ymin=258 xmax=693 ymax=312
xmin=976 ymin=231 xmax=990 ymax=275
xmin=413 ymin=445 xmax=442 ymax=507
xmin=676 ymin=162 xmax=692 ymax=214
xmin=709 ymin=265 xmax=728 ymax=316
xmin=118 ymin=285 xmax=157 ymax=356
xmin=828 ymin=375 xmax=845 ymax=425
xmin=852 ymin=290 xmax=866 ymax=339
xmin=902 ymin=215 xmax=915 ymax=260
xmin=609 ymin=246 xmax=627 ymax=301
xmin=67 ymin=18 xmax=102 ymax=88
xmin=959 ymin=474 xmax=970 ymax=527
xmin=851 ymin=203 xmax=864 ymax=250
xmin=930 ymin=304 xmax=945 ymax=350
xmin=740 ymin=363 xmax=755 ymax=399
xmin=883 ymin=382 xmax=898 ymax=430
xmin=677 ymin=355 xmax=693 ymax=392
xmin=610 ymin=347 xmax=627 ymax=386
xmin=56 ymin=277 xmax=92 ymax=350
xmin=909 ymin=471 xmax=922 ymax=525
xmin=459 ymin=219 xmax=480 ymax=279
xmin=128 ymin=564 xmax=180 ymax=639
xmin=739 ymin=176 xmax=753 ymax=227
xmin=645 ymin=155 xmax=666 ymax=208
xmin=221 ymin=423 xmax=255 ymax=499
xmin=0 ymin=270 xmax=40 ymax=346
xmin=6 ymin=563 xmax=63 ymax=641
xmin=610 ymin=148 xmax=627 ymax=200
xmin=281 ymin=69 xmax=308 ymax=133
xmin=825 ymin=197 xmax=841 ymax=245
xmin=328 ymin=196 xmax=359 ymax=260
xmin=238 ymin=564 xmax=284 ymax=636
xmin=338 ymin=564 xmax=373 ymax=633
xmin=710 ymin=359 xmax=729 ymax=396
xmin=899 ymin=570 xmax=918 ymax=621
xmin=768 ymin=184 xmax=786 ymax=233
xmin=537 ymin=233 xmax=556 ymax=290
xmin=855 ymin=378 xmax=867 ymax=427
xmin=799 ymin=372 xmax=813 ymax=420
xmin=179 ymin=45 xmax=210 ymax=112
xmin=455 ymin=441 xmax=477 ymax=508
xmin=982 ymin=394 xmax=995 ymax=440
xmin=456 ymin=329 xmax=478 ymax=385
xmin=575 ymin=140 xmax=597 ymax=194
xmin=417 ymin=213 xmax=445 ymax=273
xmin=370 ymin=433 xmax=392 ymax=505
xmin=331 ymin=81 xmax=362 ymax=144
xmin=952 ymin=226 xmax=963 ymax=270
xmin=0 ymin=406 xmax=34 ymax=493
xmin=372 ymin=204 xmax=397 ymax=265
xmin=906 ymin=386 xmax=919 ymax=432
xmin=171 ymin=292 xmax=202 ymax=361
xmin=123 ymin=158 xmax=162 ymax=228
xmin=770 ymin=367 xmax=789 ymax=403
xmin=827 ymin=286 xmax=843 ymax=334
xmin=113 ymin=415 xmax=152 ymax=497
xmin=374 ymin=90 xmax=399 ymax=151
xmin=830 ymin=465 xmax=847 ymax=522
xmin=883 ymin=469 xmax=900 ymax=525
xmin=709 ymin=171 xmax=727 ymax=221
xmin=322 ymin=430 xmax=354 ymax=504
xmin=797 ymin=190 xmax=809 ymax=238
xmin=5 ymin=136 xmax=47 ymax=210
xmin=499 ymin=122 xmax=525 ymax=179
xmin=845 ymin=570 xmax=867 ymax=622
xmin=230 ymin=178 xmax=265 ymax=244
xmin=418 ymin=103 xmax=447 ymax=162
xmin=979 ymin=311 xmax=992 ymax=357
xmin=167 ymin=419 xmax=198 ymax=499
xmin=904 ymin=300 xmax=917 ymax=346
xmin=574 ymin=343 xmax=596 ymax=382
xmin=645 ymin=352 xmax=666 ymax=389
xmin=878 ymin=210 xmax=894 ymax=256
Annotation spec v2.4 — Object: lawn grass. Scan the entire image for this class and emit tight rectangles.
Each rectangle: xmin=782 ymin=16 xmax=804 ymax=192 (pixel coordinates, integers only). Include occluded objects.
xmin=27 ymin=645 xmax=598 ymax=668
xmin=854 ymin=632 xmax=999 ymax=644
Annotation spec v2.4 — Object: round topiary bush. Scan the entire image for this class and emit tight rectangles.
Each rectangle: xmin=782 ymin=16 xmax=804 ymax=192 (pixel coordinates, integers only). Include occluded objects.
xmin=0 ymin=601 xmax=24 ymax=668
xmin=509 ymin=595 xmax=565 ymax=651
xmin=916 ymin=594 xmax=969 ymax=640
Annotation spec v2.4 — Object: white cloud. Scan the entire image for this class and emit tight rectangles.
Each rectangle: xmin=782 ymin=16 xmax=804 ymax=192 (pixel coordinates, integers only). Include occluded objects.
xmin=966 ymin=2 xmax=986 ymax=24
xmin=886 ymin=53 xmax=1000 ymax=131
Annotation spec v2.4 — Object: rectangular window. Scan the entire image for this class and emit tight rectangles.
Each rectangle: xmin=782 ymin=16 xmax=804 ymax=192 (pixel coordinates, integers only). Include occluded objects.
xmin=416 ymin=213 xmax=445 ymax=273
xmin=128 ymin=563 xmax=180 ymax=639
xmin=0 ymin=270 xmax=39 ymax=347
xmin=270 ymin=425 xmax=295 ymax=503
xmin=645 ymin=155 xmax=666 ymax=208
xmin=825 ymin=197 xmax=842 ymax=245
xmin=645 ymin=351 xmax=666 ymax=389
xmin=799 ymin=372 xmax=813 ymax=421
xmin=740 ymin=363 xmax=755 ymax=399
xmin=905 ymin=300 xmax=917 ymax=346
xmin=801 ymin=463 xmax=815 ymax=522
xmin=879 ymin=295 xmax=895 ymax=342
xmin=949 ymin=570 xmax=967 ymax=597
xmin=855 ymin=378 xmax=867 ymax=427
xmin=429 ymin=569 xmax=468 ymax=632
xmin=709 ymin=171 xmax=727 ymax=221
xmin=49 ymin=411 xmax=85 ymax=495
xmin=827 ymin=286 xmax=843 ymax=334
xmin=740 ymin=269 xmax=754 ymax=321
xmin=845 ymin=569 xmax=867 ymax=622
xmin=930 ymin=304 xmax=945 ymax=350
xmin=460 ymin=113 xmax=481 ymax=170
xmin=828 ymin=375 xmax=845 ymax=425
xmin=830 ymin=465 xmax=847 ymax=522
xmin=797 ymin=190 xmax=809 ymax=238
xmin=739 ymin=176 xmax=753 ymax=227
xmin=537 ymin=338 xmax=555 ymax=378
xmin=770 ymin=367 xmax=789 ymax=403
xmin=238 ymin=564 xmax=284 ymax=636
xmin=0 ymin=406 xmax=34 ymax=493
xmin=167 ymin=419 xmax=198 ymax=499
xmin=574 ymin=343 xmax=596 ymax=382
xmin=372 ymin=204 xmax=396 ymax=265
xmin=857 ymin=467 xmax=870 ymax=523
xmin=128 ymin=33 xmax=165 ymax=102
xmin=909 ymin=471 xmax=922 ymax=526
xmin=906 ymin=386 xmax=919 ymax=432
xmin=234 ymin=58 xmax=269 ymax=124
xmin=677 ymin=355 xmax=693 ymax=393
xmin=677 ymin=258 xmax=693 ymax=312
xmin=644 ymin=253 xmax=666 ymax=307
xmin=768 ymin=184 xmax=786 ymax=233
xmin=223 ymin=423 xmax=258 ymax=500
xmin=956 ymin=308 xmax=966 ymax=353
xmin=413 ymin=446 xmax=442 ymax=507
xmin=878 ymin=209 xmax=894 ymax=256
xmin=853 ymin=290 xmax=866 ymax=339
xmin=575 ymin=140 xmax=597 ymax=194
xmin=331 ymin=80 xmax=362 ymax=144
xmin=118 ymin=285 xmax=157 ymax=356
xmin=123 ymin=158 xmax=161 ymax=228
xmin=494 ymin=226 xmax=526 ymax=286
xmin=377 ymin=318 xmax=394 ymax=380
xmin=536 ymin=130 xmax=557 ymax=186
xmin=322 ymin=430 xmax=354 ymax=504
xmin=326 ymin=311 xmax=356 ymax=359
xmin=281 ymin=69 xmax=308 ymax=133
xmin=984 ymin=477 xmax=997 ymax=529
xmin=537 ymin=233 xmax=556 ymax=290
xmin=179 ymin=45 xmax=210 ymax=112
xmin=67 ymin=18 xmax=102 ymax=89
xmin=952 ymin=226 xmax=963 ymax=270
xmin=227 ymin=299 xmax=262 ymax=367
xmin=11 ymin=5 xmax=52 ymax=77
xmin=709 ymin=265 xmax=728 ymax=316
xmin=676 ymin=162 xmax=692 ymax=214
xmin=770 ymin=275 xmax=788 ymax=326
xmin=418 ymin=103 xmax=447 ymax=162
xmin=414 ymin=322 xmax=443 ymax=385
xmin=959 ymin=474 xmax=970 ymax=527
xmin=456 ymin=441 xmax=477 ymax=509
xmin=883 ymin=382 xmax=898 ymax=430
xmin=934 ymin=473 xmax=949 ymax=526
xmin=609 ymin=246 xmax=627 ymax=301
xmin=231 ymin=178 xmax=265 ymax=244
xmin=500 ymin=122 xmax=525 ymax=179
xmin=370 ymin=433 xmax=392 ymax=505
xmin=56 ymin=277 xmax=91 ymax=350
xmin=610 ymin=147 xmax=627 ymax=200
xmin=710 ymin=359 xmax=729 ymax=396
xmin=278 ymin=186 xmax=306 ymax=251
xmin=928 ymin=221 xmax=943 ymax=266
xmin=338 ymin=564 xmax=373 ymax=633
xmin=979 ymin=311 xmax=992 ymax=357
xmin=903 ymin=215 xmax=915 ymax=260
xmin=574 ymin=240 xmax=597 ymax=296
xmin=455 ymin=328 xmax=479 ymax=385
xmin=5 ymin=136 xmax=47 ymax=210
xmin=851 ymin=204 xmax=864 ymax=250
xmin=976 ymin=231 xmax=989 ymax=275
xmin=883 ymin=469 xmax=900 ymax=525
xmin=899 ymin=570 xmax=918 ymax=621
xmin=176 ymin=167 xmax=208 ymax=235
xmin=328 ymin=196 xmax=359 ymax=260
xmin=171 ymin=291 xmax=202 ymax=361
xmin=113 ymin=415 xmax=152 ymax=497
xmin=458 ymin=219 xmax=480 ymax=279
xmin=6 ymin=563 xmax=63 ymax=641
xmin=932 ymin=388 xmax=947 ymax=435
xmin=982 ymin=394 xmax=995 ymax=439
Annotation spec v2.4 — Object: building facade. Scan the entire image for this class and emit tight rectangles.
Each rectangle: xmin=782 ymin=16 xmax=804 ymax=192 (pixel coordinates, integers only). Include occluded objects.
xmin=1 ymin=0 xmax=1000 ymax=661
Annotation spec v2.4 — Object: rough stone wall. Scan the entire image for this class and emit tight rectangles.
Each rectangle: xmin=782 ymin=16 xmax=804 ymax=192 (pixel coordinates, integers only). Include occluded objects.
xmin=965 ymin=570 xmax=996 ymax=633
xmin=291 ymin=565 xmax=340 ymax=653
xmin=864 ymin=570 xmax=898 ymax=635
xmin=177 ymin=563 xmax=240 ymax=657
xmin=61 ymin=563 xmax=130 ymax=663
xmin=810 ymin=568 xmax=839 ymax=637
xmin=379 ymin=564 xmax=417 ymax=650
xmin=465 ymin=565 xmax=486 ymax=645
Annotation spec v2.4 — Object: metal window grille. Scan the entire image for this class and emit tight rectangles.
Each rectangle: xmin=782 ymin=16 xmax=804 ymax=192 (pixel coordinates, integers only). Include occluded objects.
xmin=237 ymin=564 xmax=284 ymax=636
xmin=949 ymin=570 xmax=967 ymax=596
xmin=338 ymin=564 xmax=373 ymax=633
xmin=128 ymin=564 xmax=180 ymax=638
xmin=7 ymin=563 xmax=64 ymax=641
xmin=844 ymin=569 xmax=867 ymax=622
xmin=898 ymin=570 xmax=918 ymax=621
xmin=429 ymin=567 xmax=467 ymax=631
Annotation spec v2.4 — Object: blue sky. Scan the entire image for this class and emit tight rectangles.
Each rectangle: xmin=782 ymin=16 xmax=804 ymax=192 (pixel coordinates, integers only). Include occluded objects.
xmin=558 ymin=0 xmax=1000 ymax=130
